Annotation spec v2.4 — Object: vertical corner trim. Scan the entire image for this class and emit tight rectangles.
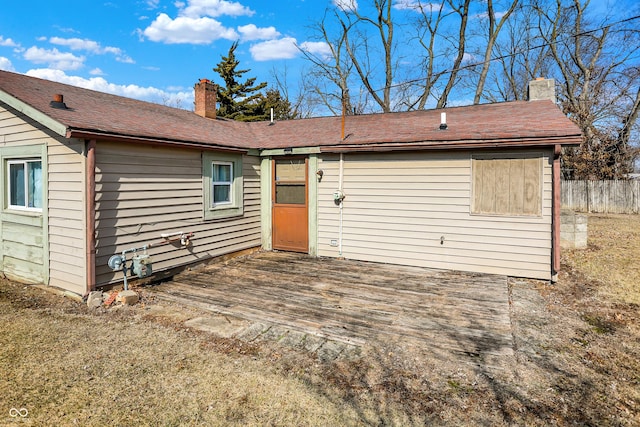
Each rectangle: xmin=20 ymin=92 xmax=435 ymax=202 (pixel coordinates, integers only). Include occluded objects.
xmin=260 ymin=157 xmax=272 ymax=250
xmin=552 ymin=145 xmax=562 ymax=278
xmin=86 ymin=140 xmax=97 ymax=293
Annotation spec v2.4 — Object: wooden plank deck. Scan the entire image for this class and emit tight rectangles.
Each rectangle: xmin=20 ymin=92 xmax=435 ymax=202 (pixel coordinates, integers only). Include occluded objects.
xmin=150 ymin=251 xmax=514 ymax=357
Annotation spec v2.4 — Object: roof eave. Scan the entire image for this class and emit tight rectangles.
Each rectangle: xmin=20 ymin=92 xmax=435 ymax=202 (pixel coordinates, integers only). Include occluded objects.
xmin=67 ymin=129 xmax=249 ymax=153
xmin=0 ymin=88 xmax=68 ymax=137
xmin=319 ymin=135 xmax=583 ymax=153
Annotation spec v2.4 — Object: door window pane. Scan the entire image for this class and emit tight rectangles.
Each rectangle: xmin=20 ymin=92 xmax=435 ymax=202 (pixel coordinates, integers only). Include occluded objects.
xmin=275 ymin=159 xmax=305 ymax=181
xmin=274 ymin=159 xmax=306 ymax=204
xmin=276 ymin=183 xmax=306 ymax=204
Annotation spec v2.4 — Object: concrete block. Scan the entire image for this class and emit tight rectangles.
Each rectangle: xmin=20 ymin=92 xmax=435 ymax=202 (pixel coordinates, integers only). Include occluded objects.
xmin=116 ymin=290 xmax=139 ymax=305
xmin=575 ymin=235 xmax=588 ymax=248
xmin=575 ymin=214 xmax=588 ymax=224
xmin=560 ymin=210 xmax=588 ymax=249
xmin=575 ymin=223 xmax=588 ymax=233
xmin=86 ymin=291 xmax=103 ymax=309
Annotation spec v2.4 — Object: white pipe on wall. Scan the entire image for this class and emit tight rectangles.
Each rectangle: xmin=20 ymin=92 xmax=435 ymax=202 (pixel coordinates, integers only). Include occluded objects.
xmin=160 ymin=231 xmax=183 ymax=238
xmin=338 ymin=153 xmax=344 ymax=257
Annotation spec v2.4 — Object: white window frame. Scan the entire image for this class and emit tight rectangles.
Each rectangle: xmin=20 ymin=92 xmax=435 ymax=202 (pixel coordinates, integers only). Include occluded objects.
xmin=7 ymin=158 xmax=42 ymax=212
xmin=211 ymin=161 xmax=233 ymax=207
xmin=203 ymin=152 xmax=243 ymax=220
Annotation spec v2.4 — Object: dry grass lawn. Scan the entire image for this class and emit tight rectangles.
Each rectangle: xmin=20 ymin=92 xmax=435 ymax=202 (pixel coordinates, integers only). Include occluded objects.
xmin=0 ymin=213 xmax=639 ymax=426
xmin=0 ymin=296 xmax=368 ymax=426
xmin=564 ymin=214 xmax=640 ymax=305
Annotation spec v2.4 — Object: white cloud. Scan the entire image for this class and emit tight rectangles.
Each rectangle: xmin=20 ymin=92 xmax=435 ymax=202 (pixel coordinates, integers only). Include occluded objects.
xmin=0 ymin=57 xmax=15 ymax=71
xmin=48 ymin=37 xmax=134 ymax=63
xmin=237 ymin=24 xmax=280 ymax=41
xmin=23 ymin=47 xmax=85 ymax=70
xmin=0 ymin=36 xmax=18 ymax=47
xmin=54 ymin=26 xmax=79 ymax=34
xmin=333 ymin=0 xmax=358 ymax=12
xmin=117 ymin=56 xmax=135 ymax=64
xmin=141 ymin=0 xmax=256 ymax=44
xmin=89 ymin=68 xmax=104 ymax=75
xmin=49 ymin=37 xmax=100 ymax=52
xmin=249 ymin=37 xmax=299 ymax=61
xmin=142 ymin=13 xmax=238 ymax=44
xmin=300 ymin=41 xmax=332 ymax=59
xmin=25 ymin=68 xmax=194 ymax=107
xmin=179 ymin=0 xmax=254 ymax=19
xmin=393 ymin=1 xmax=442 ymax=12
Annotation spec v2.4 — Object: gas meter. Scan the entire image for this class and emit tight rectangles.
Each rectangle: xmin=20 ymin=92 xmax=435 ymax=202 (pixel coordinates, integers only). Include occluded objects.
xmin=107 ymin=245 xmax=153 ymax=291
xmin=132 ymin=253 xmax=152 ymax=278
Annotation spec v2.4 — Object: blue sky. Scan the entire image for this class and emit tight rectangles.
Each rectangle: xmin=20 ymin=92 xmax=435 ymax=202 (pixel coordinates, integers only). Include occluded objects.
xmin=0 ymin=0 xmax=637 ymax=112
xmin=0 ymin=0 xmax=341 ymax=108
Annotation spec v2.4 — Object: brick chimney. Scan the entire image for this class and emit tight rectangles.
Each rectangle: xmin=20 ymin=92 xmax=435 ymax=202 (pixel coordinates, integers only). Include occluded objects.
xmin=528 ymin=77 xmax=556 ymax=102
xmin=194 ymin=78 xmax=217 ymax=119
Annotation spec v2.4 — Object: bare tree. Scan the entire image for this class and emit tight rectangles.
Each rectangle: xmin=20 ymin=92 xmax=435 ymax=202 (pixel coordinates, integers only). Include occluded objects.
xmin=485 ymin=3 xmax=555 ymax=102
xmin=271 ymin=65 xmax=315 ymax=119
xmin=436 ymin=0 xmax=471 ymax=108
xmin=299 ymin=1 xmax=402 ymax=114
xmin=293 ymin=0 xmax=640 ymax=181
xmin=299 ymin=11 xmax=359 ymax=115
xmin=535 ymin=0 xmax=640 ymax=178
xmin=472 ymin=0 xmax=520 ymax=104
xmin=345 ymin=0 xmax=395 ymax=112
xmin=400 ymin=0 xmax=448 ymax=110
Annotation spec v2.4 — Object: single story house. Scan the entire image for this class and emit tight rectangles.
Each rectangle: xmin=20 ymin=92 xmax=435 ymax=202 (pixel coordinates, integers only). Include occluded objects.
xmin=0 ymin=70 xmax=581 ymax=295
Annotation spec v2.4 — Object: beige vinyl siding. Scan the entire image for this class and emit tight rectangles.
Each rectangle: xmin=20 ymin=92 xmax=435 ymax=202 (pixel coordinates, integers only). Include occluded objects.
xmin=94 ymin=142 xmax=261 ymax=286
xmin=0 ymin=106 xmax=49 ymax=285
xmin=317 ymin=150 xmax=553 ymax=280
xmin=1 ymin=104 xmax=87 ymax=293
xmin=47 ymin=140 xmax=87 ymax=295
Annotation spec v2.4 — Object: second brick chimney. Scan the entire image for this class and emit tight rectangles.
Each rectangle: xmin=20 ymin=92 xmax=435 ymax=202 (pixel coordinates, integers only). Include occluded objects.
xmin=194 ymin=78 xmax=217 ymax=119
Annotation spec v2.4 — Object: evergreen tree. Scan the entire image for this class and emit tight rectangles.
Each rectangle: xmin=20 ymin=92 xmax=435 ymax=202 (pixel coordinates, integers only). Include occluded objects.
xmin=261 ymin=89 xmax=298 ymax=121
xmin=213 ymin=41 xmax=267 ymax=121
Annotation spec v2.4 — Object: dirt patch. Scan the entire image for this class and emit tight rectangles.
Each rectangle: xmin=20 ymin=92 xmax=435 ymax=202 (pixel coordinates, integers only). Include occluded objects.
xmin=1 ymin=213 xmax=639 ymax=425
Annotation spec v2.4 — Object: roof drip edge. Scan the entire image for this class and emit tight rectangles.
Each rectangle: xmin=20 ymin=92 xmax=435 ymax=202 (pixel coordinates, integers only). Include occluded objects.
xmin=67 ymin=129 xmax=249 ymax=153
xmin=318 ymin=136 xmax=583 ymax=153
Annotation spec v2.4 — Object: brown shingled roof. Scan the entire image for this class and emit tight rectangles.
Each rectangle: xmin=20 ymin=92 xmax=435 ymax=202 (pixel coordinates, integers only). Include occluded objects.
xmin=247 ymin=100 xmax=583 ymax=152
xmin=0 ymin=70 xmax=582 ymax=152
xmin=0 ymin=70 xmax=255 ymax=151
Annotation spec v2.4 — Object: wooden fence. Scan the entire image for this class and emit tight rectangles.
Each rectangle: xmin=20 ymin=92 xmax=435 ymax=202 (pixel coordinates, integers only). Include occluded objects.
xmin=561 ymin=180 xmax=640 ymax=214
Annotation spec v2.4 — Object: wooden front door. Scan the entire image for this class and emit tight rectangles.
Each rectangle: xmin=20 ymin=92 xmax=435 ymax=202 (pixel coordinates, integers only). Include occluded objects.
xmin=272 ymin=157 xmax=308 ymax=252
